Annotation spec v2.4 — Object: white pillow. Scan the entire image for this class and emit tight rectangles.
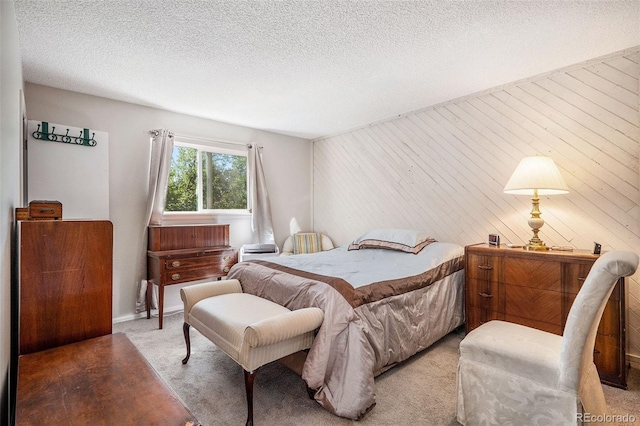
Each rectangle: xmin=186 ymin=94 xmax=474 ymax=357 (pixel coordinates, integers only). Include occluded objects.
xmin=348 ymin=228 xmax=436 ymax=254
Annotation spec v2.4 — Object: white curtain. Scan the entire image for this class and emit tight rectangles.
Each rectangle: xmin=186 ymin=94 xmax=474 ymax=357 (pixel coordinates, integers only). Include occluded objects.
xmin=135 ymin=129 xmax=174 ymax=313
xmin=248 ymin=145 xmax=275 ymax=244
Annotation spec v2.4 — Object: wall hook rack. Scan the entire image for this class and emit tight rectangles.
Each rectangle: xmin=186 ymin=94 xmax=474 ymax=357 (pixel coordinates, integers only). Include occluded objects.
xmin=32 ymin=122 xmax=97 ymax=147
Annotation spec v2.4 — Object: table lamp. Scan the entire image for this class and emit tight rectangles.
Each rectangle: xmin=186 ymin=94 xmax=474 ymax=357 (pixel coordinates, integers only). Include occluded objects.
xmin=504 ymin=155 xmax=569 ymax=251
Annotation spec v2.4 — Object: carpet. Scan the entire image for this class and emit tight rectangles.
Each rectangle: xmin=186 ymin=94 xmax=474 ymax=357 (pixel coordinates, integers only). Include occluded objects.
xmin=114 ymin=312 xmax=640 ymax=425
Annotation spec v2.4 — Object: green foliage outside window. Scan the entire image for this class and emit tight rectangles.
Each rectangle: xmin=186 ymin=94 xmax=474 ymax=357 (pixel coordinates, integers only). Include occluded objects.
xmin=166 ymin=145 xmax=247 ymax=212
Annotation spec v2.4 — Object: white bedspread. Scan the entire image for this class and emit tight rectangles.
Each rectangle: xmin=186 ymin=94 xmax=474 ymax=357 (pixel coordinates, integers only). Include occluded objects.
xmin=263 ymin=242 xmax=464 ymax=288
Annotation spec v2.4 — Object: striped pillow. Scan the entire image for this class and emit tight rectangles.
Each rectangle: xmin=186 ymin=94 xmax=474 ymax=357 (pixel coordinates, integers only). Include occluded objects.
xmin=292 ymin=232 xmax=323 ymax=255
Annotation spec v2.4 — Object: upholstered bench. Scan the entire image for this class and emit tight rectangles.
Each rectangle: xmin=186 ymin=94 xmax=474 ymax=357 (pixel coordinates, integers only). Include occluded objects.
xmin=180 ymin=279 xmax=324 ymax=426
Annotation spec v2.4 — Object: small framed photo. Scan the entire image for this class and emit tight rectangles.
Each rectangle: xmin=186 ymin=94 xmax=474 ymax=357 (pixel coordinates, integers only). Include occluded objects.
xmin=488 ymin=234 xmax=500 ymax=246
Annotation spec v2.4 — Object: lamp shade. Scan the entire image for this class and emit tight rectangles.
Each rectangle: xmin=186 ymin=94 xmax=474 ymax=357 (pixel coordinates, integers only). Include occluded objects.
xmin=503 ymin=156 xmax=569 ymax=195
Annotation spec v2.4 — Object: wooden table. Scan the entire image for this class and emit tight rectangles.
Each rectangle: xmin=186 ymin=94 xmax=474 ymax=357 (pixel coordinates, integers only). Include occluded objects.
xmin=16 ymin=333 xmax=199 ymax=425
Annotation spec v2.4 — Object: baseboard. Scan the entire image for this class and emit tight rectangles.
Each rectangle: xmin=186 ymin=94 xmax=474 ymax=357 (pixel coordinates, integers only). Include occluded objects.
xmin=112 ymin=304 xmax=184 ymax=324
xmin=112 ymin=312 xmax=147 ymax=324
xmin=628 ymin=353 xmax=640 ymax=370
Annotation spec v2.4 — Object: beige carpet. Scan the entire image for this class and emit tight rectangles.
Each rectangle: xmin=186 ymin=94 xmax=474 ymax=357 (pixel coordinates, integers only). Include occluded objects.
xmin=114 ymin=312 xmax=640 ymax=425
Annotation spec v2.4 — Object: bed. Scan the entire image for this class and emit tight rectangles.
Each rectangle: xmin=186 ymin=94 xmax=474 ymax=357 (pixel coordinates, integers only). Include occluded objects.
xmin=226 ymin=229 xmax=465 ymax=420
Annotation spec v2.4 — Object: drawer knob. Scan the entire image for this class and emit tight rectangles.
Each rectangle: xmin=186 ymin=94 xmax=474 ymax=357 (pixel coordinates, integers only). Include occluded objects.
xmin=478 ymin=292 xmax=493 ymax=298
xmin=223 ymin=266 xmax=230 ymax=273
xmin=223 ymin=255 xmax=231 ymax=262
xmin=171 ymin=261 xmax=181 ymax=267
xmin=171 ymin=273 xmax=181 ymax=280
xmin=478 ymin=265 xmax=493 ymax=270
xmin=578 ymin=277 xmax=586 ymax=281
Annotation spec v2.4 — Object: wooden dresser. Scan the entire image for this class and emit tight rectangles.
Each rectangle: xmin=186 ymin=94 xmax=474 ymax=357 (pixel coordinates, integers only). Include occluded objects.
xmin=147 ymin=224 xmax=237 ymax=328
xmin=19 ymin=220 xmax=113 ymax=354
xmin=465 ymin=243 xmax=627 ymax=388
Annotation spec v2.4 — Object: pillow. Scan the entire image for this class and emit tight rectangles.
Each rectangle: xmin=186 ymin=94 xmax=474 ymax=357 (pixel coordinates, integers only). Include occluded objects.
xmin=292 ymin=232 xmax=323 ymax=255
xmin=348 ymin=228 xmax=436 ymax=254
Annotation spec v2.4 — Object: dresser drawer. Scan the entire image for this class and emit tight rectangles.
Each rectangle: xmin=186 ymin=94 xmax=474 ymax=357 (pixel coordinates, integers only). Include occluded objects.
xmin=503 ymin=257 xmax=561 ymax=290
xmin=164 ymin=251 xmax=236 ymax=270
xmin=466 ymin=253 xmax=500 ymax=281
xmin=503 ymin=313 xmax=562 ymax=335
xmin=466 ymin=306 xmax=505 ymax=329
xmin=163 ymin=265 xmax=231 ymax=284
xmin=594 ymin=334 xmax=623 ymax=383
xmin=505 ymin=284 xmax=562 ymax=326
xmin=563 ymin=262 xmax=620 ymax=301
xmin=466 ymin=278 xmax=502 ymax=312
xmin=563 ymin=262 xmax=592 ymax=295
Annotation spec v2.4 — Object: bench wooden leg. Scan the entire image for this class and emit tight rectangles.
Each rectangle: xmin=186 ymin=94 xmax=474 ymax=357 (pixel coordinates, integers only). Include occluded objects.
xmin=244 ymin=369 xmax=258 ymax=426
xmin=146 ymin=281 xmax=152 ymax=319
xmin=182 ymin=323 xmax=191 ymax=365
xmin=158 ymin=283 xmax=165 ymax=329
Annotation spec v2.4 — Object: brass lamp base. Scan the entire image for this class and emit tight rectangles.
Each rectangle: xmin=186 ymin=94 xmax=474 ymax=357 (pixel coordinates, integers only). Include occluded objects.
xmin=525 ymin=242 xmax=549 ymax=251
xmin=525 ymin=190 xmax=549 ymax=251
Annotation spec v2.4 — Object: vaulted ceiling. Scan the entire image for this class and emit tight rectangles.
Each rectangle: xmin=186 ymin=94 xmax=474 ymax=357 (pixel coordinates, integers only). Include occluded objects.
xmin=13 ymin=0 xmax=640 ymax=139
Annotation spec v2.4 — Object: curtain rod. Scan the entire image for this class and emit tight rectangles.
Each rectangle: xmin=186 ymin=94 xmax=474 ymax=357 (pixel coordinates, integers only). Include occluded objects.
xmin=148 ymin=130 xmax=261 ymax=149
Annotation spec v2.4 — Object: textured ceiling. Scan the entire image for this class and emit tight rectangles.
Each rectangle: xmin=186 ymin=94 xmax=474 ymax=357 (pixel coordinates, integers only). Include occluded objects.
xmin=13 ymin=0 xmax=640 ymax=139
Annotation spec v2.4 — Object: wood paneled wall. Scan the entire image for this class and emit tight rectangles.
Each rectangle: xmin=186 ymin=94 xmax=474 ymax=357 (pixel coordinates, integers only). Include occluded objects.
xmin=313 ymin=47 xmax=640 ymax=360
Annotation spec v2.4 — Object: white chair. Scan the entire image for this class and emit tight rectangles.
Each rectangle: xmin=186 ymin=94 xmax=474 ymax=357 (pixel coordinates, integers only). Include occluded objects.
xmin=456 ymin=250 xmax=638 ymax=425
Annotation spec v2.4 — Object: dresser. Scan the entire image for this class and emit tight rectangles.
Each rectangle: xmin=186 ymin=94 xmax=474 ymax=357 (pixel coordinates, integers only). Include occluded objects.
xmin=19 ymin=220 xmax=113 ymax=354
xmin=147 ymin=224 xmax=238 ymax=328
xmin=465 ymin=243 xmax=626 ymax=388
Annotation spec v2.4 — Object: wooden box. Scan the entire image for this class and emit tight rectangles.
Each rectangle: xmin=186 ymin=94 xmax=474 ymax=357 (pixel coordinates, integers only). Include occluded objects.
xmin=28 ymin=200 xmax=62 ymax=220
xmin=15 ymin=207 xmax=29 ymax=221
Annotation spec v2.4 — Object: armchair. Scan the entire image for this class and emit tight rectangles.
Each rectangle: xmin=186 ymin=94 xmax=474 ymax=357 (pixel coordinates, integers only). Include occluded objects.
xmin=456 ymin=250 xmax=638 ymax=425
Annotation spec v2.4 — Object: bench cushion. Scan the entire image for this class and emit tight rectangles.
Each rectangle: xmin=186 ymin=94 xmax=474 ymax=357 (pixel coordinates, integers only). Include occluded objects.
xmin=190 ymin=293 xmax=291 ymax=361
xmin=188 ymin=292 xmax=322 ymax=371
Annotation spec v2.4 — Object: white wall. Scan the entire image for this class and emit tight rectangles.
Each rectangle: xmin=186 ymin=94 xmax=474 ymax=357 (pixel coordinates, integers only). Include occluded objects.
xmin=24 ymin=83 xmax=312 ymax=322
xmin=26 ymin=120 xmax=109 ymax=220
xmin=0 ymin=1 xmax=24 ymax=423
xmin=314 ymin=47 xmax=640 ymax=362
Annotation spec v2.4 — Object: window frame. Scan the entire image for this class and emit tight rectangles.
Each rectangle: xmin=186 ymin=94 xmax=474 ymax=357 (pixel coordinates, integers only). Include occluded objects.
xmin=162 ymin=138 xmax=251 ymax=223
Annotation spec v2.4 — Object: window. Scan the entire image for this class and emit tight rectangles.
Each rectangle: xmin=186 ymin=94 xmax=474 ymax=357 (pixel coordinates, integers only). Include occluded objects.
xmin=165 ymin=141 xmax=248 ymax=213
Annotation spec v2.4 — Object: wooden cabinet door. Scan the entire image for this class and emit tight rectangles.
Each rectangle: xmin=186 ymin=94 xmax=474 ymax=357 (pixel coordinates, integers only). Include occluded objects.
xmin=148 ymin=224 xmax=229 ymax=251
xmin=19 ymin=220 xmax=113 ymax=354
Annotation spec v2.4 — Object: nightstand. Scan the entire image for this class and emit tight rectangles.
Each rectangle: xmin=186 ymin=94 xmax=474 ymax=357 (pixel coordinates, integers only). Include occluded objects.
xmin=464 ymin=243 xmax=627 ymax=389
